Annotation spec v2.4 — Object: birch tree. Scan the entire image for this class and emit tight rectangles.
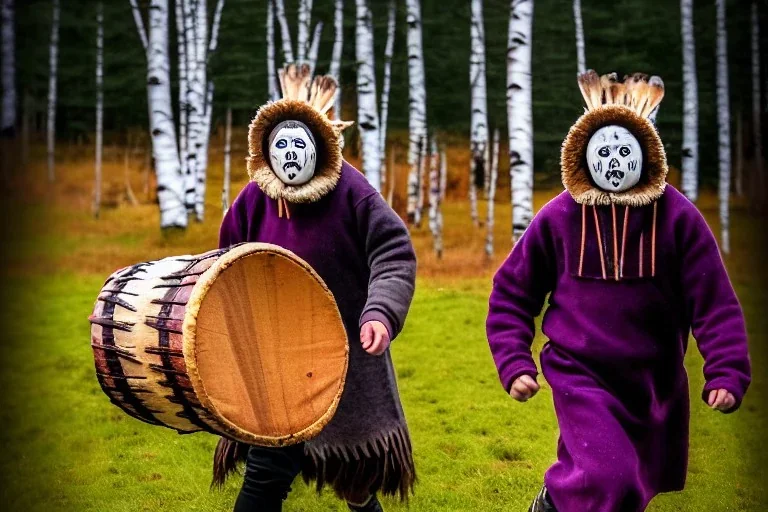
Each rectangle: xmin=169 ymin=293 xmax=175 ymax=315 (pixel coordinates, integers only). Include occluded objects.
xmin=274 ymin=0 xmax=295 ymax=63
xmin=131 ymin=0 xmax=187 ymax=229
xmin=307 ymin=21 xmax=323 ymax=76
xmin=297 ymin=0 xmax=312 ymax=63
xmin=406 ymin=0 xmax=428 ymax=223
xmin=469 ymin=0 xmax=488 ymax=228
xmin=572 ymin=0 xmax=585 ymax=74
xmin=47 ymin=0 xmax=60 ymax=182
xmin=715 ymin=0 xmax=731 ymax=253
xmin=222 ymin=106 xmax=232 ymax=216
xmin=428 ymin=135 xmax=443 ymax=258
xmin=752 ymin=1 xmax=765 ymax=200
xmin=355 ymin=0 xmax=381 ymax=191
xmin=486 ymin=128 xmax=500 ymax=257
xmin=379 ymin=0 xmax=396 ymax=194
xmin=330 ymin=0 xmax=343 ymax=116
xmin=508 ymin=0 xmax=534 ymax=242
xmin=93 ymin=2 xmax=104 ymax=218
xmin=1 ymin=0 xmax=15 ymax=135
xmin=681 ymin=0 xmax=699 ymax=202
xmin=267 ymin=0 xmax=278 ymax=101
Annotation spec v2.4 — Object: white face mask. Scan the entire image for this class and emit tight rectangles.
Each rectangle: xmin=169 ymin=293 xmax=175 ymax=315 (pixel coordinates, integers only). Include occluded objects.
xmin=586 ymin=125 xmax=643 ymax=192
xmin=269 ymin=125 xmax=317 ymax=186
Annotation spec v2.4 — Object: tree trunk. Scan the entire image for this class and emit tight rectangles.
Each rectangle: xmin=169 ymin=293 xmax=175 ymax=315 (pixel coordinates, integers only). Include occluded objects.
xmin=355 ymin=0 xmax=381 ymax=191
xmin=428 ymin=135 xmax=442 ymax=257
xmin=274 ymin=0 xmax=295 ymax=64
xmin=752 ymin=1 xmax=765 ymax=202
xmin=680 ymin=0 xmax=699 ymax=202
xmin=93 ymin=2 xmax=104 ymax=218
xmin=415 ymin=134 xmax=427 ymax=226
xmin=379 ymin=0 xmax=396 ymax=194
xmin=47 ymin=0 xmax=59 ymax=182
xmin=174 ymin=0 xmax=189 ymax=191
xmin=222 ymin=106 xmax=232 ymax=216
xmin=307 ymin=21 xmax=323 ymax=77
xmin=134 ymin=0 xmax=187 ymax=229
xmin=572 ymin=0 xmax=585 ymax=74
xmin=267 ymin=0 xmax=279 ymax=101
xmin=406 ymin=0 xmax=428 ymax=223
xmin=507 ymin=0 xmax=534 ymax=242
xmin=196 ymin=80 xmax=214 ymax=221
xmin=330 ymin=0 xmax=343 ymax=116
xmin=486 ymin=128 xmax=499 ymax=257
xmin=715 ymin=0 xmax=731 ymax=254
xmin=1 ymin=0 xmax=15 ymax=135
xmin=470 ymin=0 xmax=487 ymax=228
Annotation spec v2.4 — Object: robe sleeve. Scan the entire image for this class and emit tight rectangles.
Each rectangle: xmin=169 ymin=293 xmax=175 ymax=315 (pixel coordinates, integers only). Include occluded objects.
xmin=487 ymin=212 xmax=555 ymax=392
xmin=679 ymin=205 xmax=751 ymax=412
xmin=355 ymin=192 xmax=417 ymax=341
xmin=218 ymin=187 xmax=248 ymax=249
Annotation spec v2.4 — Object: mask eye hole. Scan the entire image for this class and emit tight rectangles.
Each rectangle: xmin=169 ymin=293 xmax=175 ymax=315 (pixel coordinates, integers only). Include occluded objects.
xmin=294 ymin=138 xmax=306 ymax=149
xmin=598 ymin=147 xmax=610 ymax=158
xmin=276 ymin=139 xmax=287 ymax=149
xmin=619 ymin=146 xmax=631 ymax=157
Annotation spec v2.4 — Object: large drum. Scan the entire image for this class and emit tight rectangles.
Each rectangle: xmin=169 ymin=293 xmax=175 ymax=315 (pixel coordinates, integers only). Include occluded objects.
xmin=89 ymin=243 xmax=348 ymax=446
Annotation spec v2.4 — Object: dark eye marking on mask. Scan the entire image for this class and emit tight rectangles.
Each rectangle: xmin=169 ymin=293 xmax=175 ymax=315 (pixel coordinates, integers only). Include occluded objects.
xmin=619 ymin=146 xmax=631 ymax=157
xmin=294 ymin=138 xmax=306 ymax=149
xmin=598 ymin=147 xmax=610 ymax=158
xmin=276 ymin=139 xmax=287 ymax=149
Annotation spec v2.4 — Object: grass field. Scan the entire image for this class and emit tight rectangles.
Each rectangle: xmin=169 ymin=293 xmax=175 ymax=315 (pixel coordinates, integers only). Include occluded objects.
xmin=0 ymin=152 xmax=766 ymax=511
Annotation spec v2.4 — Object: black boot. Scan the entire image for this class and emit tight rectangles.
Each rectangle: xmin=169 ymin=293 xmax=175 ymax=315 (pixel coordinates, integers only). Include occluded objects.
xmin=347 ymin=494 xmax=384 ymax=512
xmin=528 ymin=486 xmax=557 ymax=512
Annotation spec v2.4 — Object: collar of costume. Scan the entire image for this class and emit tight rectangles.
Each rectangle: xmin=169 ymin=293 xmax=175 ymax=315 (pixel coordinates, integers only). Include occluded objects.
xmin=561 ymin=72 xmax=668 ymax=208
xmin=247 ymin=99 xmax=343 ymax=204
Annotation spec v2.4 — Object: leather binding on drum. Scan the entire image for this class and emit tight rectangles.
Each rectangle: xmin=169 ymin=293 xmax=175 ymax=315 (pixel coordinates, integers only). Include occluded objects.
xmin=182 ymin=243 xmax=349 ymax=446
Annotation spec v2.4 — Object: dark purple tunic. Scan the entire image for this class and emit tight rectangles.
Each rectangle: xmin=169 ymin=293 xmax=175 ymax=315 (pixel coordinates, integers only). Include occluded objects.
xmin=487 ymin=186 xmax=750 ymax=512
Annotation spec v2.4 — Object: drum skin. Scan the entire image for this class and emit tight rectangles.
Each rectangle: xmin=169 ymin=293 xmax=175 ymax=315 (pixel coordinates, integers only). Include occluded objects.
xmin=89 ymin=243 xmax=349 ymax=446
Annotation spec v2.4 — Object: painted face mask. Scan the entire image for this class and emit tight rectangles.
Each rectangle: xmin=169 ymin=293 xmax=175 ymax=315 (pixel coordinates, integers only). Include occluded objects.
xmin=586 ymin=125 xmax=643 ymax=192
xmin=268 ymin=121 xmax=317 ymax=186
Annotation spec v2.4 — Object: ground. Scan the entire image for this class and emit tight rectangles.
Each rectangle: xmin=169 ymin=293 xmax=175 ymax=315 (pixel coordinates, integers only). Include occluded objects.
xmin=0 ymin=151 xmax=765 ymax=511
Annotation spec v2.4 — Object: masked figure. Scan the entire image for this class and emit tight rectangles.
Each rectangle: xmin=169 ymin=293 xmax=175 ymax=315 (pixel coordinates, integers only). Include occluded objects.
xmin=487 ymin=71 xmax=751 ymax=512
xmin=215 ymin=64 xmax=416 ymax=512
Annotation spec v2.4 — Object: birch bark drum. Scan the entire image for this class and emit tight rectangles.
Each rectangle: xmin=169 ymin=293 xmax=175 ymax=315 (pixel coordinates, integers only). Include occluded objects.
xmin=89 ymin=243 xmax=348 ymax=446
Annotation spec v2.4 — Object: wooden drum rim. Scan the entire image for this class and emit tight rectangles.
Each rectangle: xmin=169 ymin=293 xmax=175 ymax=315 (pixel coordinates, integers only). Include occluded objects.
xmin=182 ymin=243 xmax=349 ymax=446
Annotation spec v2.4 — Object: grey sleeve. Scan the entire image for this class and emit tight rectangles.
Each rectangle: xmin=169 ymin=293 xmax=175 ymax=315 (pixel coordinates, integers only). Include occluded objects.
xmin=355 ymin=192 xmax=417 ymax=340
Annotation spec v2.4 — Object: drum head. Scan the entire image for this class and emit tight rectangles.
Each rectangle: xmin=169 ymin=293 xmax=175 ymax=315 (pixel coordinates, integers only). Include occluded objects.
xmin=183 ymin=243 xmax=348 ymax=446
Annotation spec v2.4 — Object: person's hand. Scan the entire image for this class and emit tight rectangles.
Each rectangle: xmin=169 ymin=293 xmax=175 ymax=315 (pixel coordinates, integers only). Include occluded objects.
xmin=510 ymin=375 xmax=540 ymax=402
xmin=707 ymin=389 xmax=736 ymax=412
xmin=360 ymin=321 xmax=391 ymax=356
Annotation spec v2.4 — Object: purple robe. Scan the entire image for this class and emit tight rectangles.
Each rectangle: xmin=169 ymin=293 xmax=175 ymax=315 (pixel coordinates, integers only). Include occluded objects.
xmin=487 ymin=186 xmax=751 ymax=512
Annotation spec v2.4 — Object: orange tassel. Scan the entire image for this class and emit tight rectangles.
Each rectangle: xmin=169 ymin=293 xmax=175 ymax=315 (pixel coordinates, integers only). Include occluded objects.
xmin=593 ymin=206 xmax=607 ymax=280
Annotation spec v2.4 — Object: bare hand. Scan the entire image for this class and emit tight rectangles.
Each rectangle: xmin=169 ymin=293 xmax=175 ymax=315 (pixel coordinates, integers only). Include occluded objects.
xmin=360 ymin=321 xmax=391 ymax=356
xmin=707 ymin=389 xmax=736 ymax=412
xmin=510 ymin=375 xmax=540 ymax=402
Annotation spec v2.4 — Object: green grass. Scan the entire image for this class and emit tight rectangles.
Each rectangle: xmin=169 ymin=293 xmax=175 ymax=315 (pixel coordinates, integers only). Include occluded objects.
xmin=0 ymin=261 xmax=765 ymax=511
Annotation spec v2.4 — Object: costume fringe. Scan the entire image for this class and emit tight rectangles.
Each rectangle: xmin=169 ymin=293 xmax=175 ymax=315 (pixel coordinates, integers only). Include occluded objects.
xmin=302 ymin=425 xmax=416 ymax=502
xmin=211 ymin=437 xmax=249 ymax=488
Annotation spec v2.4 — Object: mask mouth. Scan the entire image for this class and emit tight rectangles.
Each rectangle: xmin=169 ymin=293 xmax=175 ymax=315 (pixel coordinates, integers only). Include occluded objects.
xmin=283 ymin=161 xmax=301 ymax=171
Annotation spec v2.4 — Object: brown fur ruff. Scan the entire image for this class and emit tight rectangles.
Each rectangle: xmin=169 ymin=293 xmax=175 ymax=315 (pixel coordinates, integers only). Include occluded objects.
xmin=561 ymin=105 xmax=668 ymax=207
xmin=247 ymin=99 xmax=343 ymax=203
xmin=211 ymin=437 xmax=249 ymax=488
xmin=301 ymin=424 xmax=416 ymax=502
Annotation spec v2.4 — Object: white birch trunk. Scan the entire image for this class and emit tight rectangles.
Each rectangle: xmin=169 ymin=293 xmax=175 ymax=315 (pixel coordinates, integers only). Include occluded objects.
xmin=507 ymin=0 xmax=534 ymax=242
xmin=681 ymin=0 xmax=699 ymax=202
xmin=469 ymin=0 xmax=487 ymax=227
xmin=436 ymin=144 xmax=447 ymax=257
xmin=406 ymin=0 xmax=428 ymax=223
xmin=222 ymin=106 xmax=232 ymax=216
xmin=181 ymin=0 xmax=198 ymax=212
xmin=379 ymin=0 xmax=396 ymax=193
xmin=307 ymin=21 xmax=323 ymax=77
xmin=93 ymin=2 xmax=104 ymax=218
xmin=486 ymin=128 xmax=499 ymax=257
xmin=274 ymin=0 xmax=295 ymax=64
xmin=752 ymin=1 xmax=765 ymax=200
xmin=715 ymin=0 xmax=730 ymax=254
xmin=428 ymin=135 xmax=442 ymax=256
xmin=195 ymin=81 xmax=214 ymax=221
xmin=572 ymin=0 xmax=585 ymax=74
xmin=175 ymin=0 xmax=189 ymax=183
xmin=135 ymin=0 xmax=187 ymax=229
xmin=1 ymin=0 xmax=15 ymax=133
xmin=355 ymin=0 xmax=381 ymax=191
xmin=47 ymin=0 xmax=59 ymax=182
xmin=330 ymin=0 xmax=343 ymax=117
xmin=329 ymin=0 xmax=344 ymax=116
xmin=297 ymin=0 xmax=312 ymax=64
xmin=267 ymin=0 xmax=279 ymax=101
xmin=415 ymin=134 xmax=426 ymax=226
